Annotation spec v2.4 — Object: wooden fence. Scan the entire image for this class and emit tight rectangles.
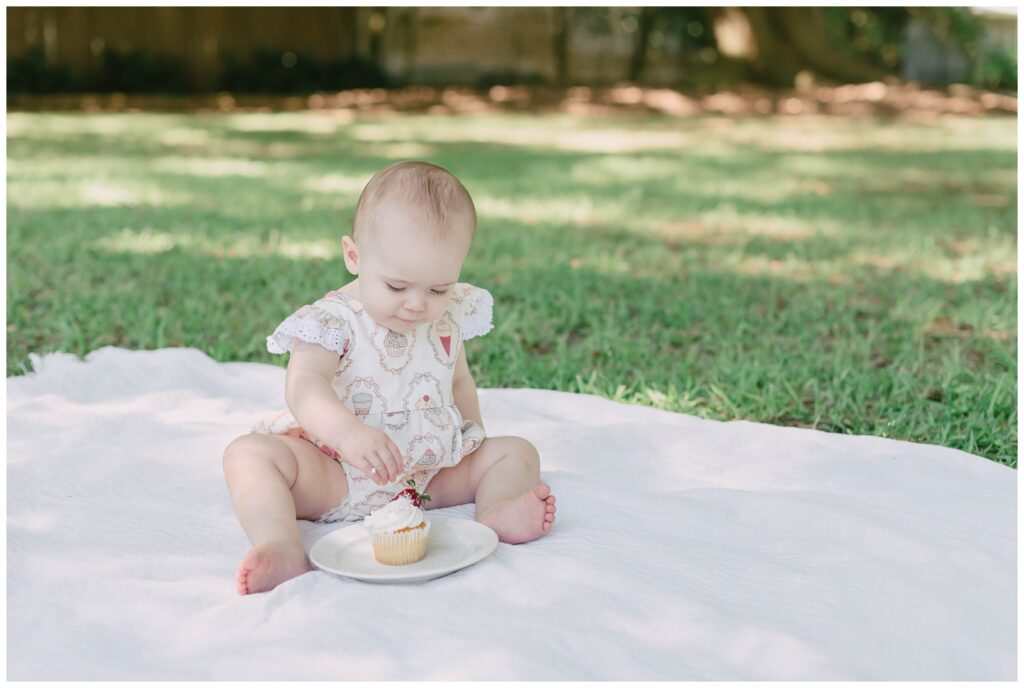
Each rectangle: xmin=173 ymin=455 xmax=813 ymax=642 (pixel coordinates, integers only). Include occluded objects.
xmin=7 ymin=6 xmax=665 ymax=90
xmin=7 ymin=7 xmax=358 ymax=90
xmin=8 ymin=7 xmax=1017 ymax=93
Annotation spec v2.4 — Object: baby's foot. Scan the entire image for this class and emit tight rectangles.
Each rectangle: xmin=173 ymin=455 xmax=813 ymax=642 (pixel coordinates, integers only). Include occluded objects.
xmin=477 ymin=483 xmax=556 ymax=544
xmin=236 ymin=540 xmax=312 ymax=595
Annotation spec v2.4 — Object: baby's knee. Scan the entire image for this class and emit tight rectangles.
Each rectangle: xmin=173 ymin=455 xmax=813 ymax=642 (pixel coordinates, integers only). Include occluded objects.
xmin=506 ymin=436 xmax=540 ymax=469
xmin=222 ymin=433 xmax=284 ymax=475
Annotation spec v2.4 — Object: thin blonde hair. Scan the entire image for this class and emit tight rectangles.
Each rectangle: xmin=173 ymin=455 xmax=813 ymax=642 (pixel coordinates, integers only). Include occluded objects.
xmin=352 ymin=161 xmax=477 ymax=245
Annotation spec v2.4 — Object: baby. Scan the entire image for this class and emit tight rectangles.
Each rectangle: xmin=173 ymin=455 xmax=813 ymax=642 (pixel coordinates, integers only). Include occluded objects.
xmin=222 ymin=161 xmax=556 ymax=595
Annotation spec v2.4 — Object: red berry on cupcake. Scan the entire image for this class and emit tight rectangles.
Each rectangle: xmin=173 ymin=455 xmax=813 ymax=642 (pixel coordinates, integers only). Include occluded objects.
xmin=392 ymin=479 xmax=431 ymax=507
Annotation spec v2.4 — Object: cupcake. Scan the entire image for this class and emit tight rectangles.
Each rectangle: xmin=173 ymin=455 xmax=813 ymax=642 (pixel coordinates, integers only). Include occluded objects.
xmin=364 ymin=480 xmax=432 ymax=565
xmin=436 ymin=319 xmax=452 ymax=357
xmin=352 ymin=392 xmax=372 ymax=417
xmin=384 ymin=330 xmax=408 ymax=357
xmin=416 ymin=447 xmax=438 ymax=467
xmin=416 ymin=393 xmax=447 ymax=424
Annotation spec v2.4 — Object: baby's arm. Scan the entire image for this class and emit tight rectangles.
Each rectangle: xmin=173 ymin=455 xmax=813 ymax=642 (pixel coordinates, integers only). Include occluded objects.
xmin=285 ymin=340 xmax=403 ymax=484
xmin=452 ymin=347 xmax=484 ymax=429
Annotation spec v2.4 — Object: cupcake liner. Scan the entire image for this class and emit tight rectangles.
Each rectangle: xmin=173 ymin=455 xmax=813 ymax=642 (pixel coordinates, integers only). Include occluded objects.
xmin=371 ymin=520 xmax=431 ymax=565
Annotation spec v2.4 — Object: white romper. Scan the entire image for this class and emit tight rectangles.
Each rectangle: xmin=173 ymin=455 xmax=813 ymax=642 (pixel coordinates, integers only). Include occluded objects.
xmin=252 ymin=282 xmax=492 ymax=522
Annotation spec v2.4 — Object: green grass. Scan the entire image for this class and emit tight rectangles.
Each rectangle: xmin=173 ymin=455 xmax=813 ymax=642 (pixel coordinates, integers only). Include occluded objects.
xmin=7 ymin=110 xmax=1017 ymax=466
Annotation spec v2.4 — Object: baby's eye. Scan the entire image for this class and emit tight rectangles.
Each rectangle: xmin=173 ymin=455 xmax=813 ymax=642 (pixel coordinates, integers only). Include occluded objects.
xmin=430 ymin=289 xmax=449 ymax=296
xmin=385 ymin=283 xmax=405 ymax=292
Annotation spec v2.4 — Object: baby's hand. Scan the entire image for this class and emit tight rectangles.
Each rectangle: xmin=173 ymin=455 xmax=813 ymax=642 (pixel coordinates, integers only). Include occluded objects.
xmin=336 ymin=424 xmax=404 ymax=486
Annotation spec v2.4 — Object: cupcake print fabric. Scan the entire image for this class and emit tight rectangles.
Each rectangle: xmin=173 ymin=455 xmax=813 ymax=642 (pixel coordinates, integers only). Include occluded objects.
xmin=254 ymin=283 xmax=493 ymax=522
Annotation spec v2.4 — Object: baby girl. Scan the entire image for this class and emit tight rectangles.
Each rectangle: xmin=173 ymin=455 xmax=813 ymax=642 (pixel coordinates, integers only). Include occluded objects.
xmin=222 ymin=161 xmax=556 ymax=594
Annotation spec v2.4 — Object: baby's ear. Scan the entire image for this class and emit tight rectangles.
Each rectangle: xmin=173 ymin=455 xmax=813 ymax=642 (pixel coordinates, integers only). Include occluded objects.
xmin=341 ymin=235 xmax=359 ymax=274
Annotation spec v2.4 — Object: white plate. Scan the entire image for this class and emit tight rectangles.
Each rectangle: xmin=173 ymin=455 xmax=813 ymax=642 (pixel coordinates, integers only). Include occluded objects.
xmin=310 ymin=515 xmax=499 ymax=584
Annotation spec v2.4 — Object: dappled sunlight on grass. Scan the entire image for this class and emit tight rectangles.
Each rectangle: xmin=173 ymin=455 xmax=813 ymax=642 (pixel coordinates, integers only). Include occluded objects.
xmin=7 ymin=113 xmax=128 ymax=138
xmin=475 ymin=193 xmax=623 ymax=226
xmin=683 ymin=177 xmax=838 ymax=205
xmin=93 ymin=228 xmax=179 ymax=255
xmin=7 ymin=109 xmax=1017 ymax=465
xmin=92 ymin=226 xmax=339 ymax=260
xmin=225 ymin=112 xmax=342 ymax=135
xmin=159 ymin=127 xmax=213 ymax=147
xmin=706 ymin=207 xmax=842 ymax=239
xmin=570 ymin=155 xmax=691 ymax=183
xmin=361 ymin=142 xmax=437 ymax=159
xmin=654 ymin=212 xmax=827 ymax=246
xmin=352 ymin=118 xmax=697 ymax=153
xmin=566 ymin=154 xmax=847 ymax=205
xmin=730 ymin=256 xmax=820 ymax=282
xmin=548 ymin=129 xmax=693 ymax=154
xmin=715 ymin=115 xmax=1015 ymax=153
xmin=152 ymin=156 xmax=270 ymax=177
xmin=7 ymin=112 xmax=188 ymax=142
xmin=774 ymin=153 xmax=873 ymax=178
xmin=303 ymin=173 xmax=371 ymax=195
xmin=8 ymin=179 xmax=194 ymax=209
xmin=348 ymin=123 xmax=405 ymax=142
xmin=343 ymin=112 xmax=1016 ymax=156
xmin=847 ymin=242 xmax=1017 ymax=285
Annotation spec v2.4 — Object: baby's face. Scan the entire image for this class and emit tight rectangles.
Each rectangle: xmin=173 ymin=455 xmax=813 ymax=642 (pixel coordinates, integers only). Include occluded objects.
xmin=347 ymin=214 xmax=471 ymax=334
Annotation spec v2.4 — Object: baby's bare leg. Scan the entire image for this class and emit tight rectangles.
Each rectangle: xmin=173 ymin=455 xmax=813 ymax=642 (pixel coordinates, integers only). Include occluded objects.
xmin=222 ymin=433 xmax=347 ymax=594
xmin=426 ymin=436 xmax=556 ymax=544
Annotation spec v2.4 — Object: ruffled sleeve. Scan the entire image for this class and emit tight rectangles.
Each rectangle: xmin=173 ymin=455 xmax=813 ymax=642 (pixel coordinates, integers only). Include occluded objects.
xmin=450 ymin=283 xmax=494 ymax=341
xmin=266 ymin=290 xmax=355 ymax=355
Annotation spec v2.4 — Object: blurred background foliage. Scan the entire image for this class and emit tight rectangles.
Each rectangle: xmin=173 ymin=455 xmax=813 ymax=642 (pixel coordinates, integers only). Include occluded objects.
xmin=7 ymin=46 xmax=393 ymax=95
xmin=7 ymin=7 xmax=1017 ymax=95
xmin=218 ymin=51 xmax=391 ymax=93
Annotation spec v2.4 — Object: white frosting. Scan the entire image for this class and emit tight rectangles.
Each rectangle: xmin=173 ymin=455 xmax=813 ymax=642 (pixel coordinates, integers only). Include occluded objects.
xmin=364 ymin=495 xmax=425 ymax=534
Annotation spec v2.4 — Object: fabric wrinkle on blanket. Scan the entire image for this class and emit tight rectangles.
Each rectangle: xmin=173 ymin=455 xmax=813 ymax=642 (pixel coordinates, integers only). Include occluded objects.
xmin=6 ymin=347 xmax=1016 ymax=680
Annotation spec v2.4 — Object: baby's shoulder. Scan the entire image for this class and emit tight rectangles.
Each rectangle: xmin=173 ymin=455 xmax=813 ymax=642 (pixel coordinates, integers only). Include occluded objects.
xmin=314 ymin=288 xmax=366 ymax=318
xmin=446 ymin=282 xmax=494 ymax=341
xmin=266 ymin=287 xmax=363 ymax=355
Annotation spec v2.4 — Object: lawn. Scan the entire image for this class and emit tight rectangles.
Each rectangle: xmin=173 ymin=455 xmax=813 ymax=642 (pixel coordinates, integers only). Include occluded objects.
xmin=6 ymin=109 xmax=1017 ymax=466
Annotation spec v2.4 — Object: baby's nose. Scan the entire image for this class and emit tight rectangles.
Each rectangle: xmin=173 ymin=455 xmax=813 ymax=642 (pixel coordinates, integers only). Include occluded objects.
xmin=404 ymin=294 xmax=427 ymax=312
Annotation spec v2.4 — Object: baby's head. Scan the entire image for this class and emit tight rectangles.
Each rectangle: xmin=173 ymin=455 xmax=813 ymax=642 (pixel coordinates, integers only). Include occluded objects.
xmin=342 ymin=161 xmax=477 ymax=334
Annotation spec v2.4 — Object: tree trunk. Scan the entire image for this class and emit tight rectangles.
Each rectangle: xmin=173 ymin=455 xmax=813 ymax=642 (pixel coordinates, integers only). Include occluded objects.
xmin=710 ymin=7 xmax=890 ymax=86
xmin=552 ymin=7 xmax=570 ymax=86
xmin=628 ymin=8 xmax=655 ymax=83
xmin=734 ymin=7 xmax=803 ymax=86
xmin=368 ymin=8 xmax=385 ymax=67
xmin=772 ymin=7 xmax=888 ymax=83
xmin=398 ymin=7 xmax=417 ymax=86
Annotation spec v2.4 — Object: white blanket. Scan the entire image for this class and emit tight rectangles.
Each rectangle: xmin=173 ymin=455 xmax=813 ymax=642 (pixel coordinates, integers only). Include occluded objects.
xmin=7 ymin=347 xmax=1016 ymax=680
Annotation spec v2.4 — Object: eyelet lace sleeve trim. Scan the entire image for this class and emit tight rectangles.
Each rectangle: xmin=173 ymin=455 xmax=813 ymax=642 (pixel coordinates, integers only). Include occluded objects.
xmin=460 ymin=287 xmax=494 ymax=341
xmin=266 ymin=314 xmax=349 ymax=355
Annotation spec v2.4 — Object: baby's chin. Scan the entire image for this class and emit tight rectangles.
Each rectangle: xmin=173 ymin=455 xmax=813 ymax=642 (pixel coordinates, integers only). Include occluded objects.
xmin=387 ymin=315 xmax=433 ymax=333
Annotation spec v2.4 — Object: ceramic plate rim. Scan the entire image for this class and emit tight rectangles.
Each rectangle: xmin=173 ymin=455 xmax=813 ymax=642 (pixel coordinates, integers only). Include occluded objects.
xmin=310 ymin=514 xmax=498 ymax=583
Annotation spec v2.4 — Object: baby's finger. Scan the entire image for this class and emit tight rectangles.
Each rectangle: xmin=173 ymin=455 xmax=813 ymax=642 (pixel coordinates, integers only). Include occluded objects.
xmin=363 ymin=454 xmax=387 ymax=485
xmin=372 ymin=448 xmax=396 ymax=483
xmin=387 ymin=442 xmax=404 ymax=477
